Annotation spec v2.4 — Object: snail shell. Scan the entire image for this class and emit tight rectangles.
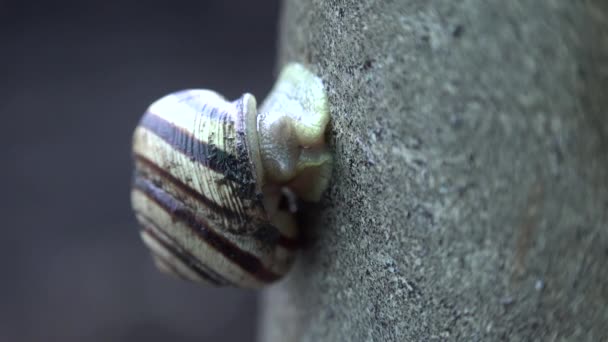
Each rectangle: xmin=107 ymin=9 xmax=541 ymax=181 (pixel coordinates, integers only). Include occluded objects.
xmin=131 ymin=63 xmax=331 ymax=288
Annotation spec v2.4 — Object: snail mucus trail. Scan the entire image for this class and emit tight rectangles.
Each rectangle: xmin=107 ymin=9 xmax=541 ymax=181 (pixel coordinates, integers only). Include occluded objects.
xmin=130 ymin=63 xmax=332 ymax=288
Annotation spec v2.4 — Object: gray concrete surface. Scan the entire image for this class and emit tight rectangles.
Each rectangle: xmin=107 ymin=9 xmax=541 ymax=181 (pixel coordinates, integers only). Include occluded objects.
xmin=260 ymin=1 xmax=608 ymax=341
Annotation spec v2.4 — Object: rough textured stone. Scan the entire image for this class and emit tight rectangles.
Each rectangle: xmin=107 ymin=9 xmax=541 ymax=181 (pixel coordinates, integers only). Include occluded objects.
xmin=259 ymin=1 xmax=608 ymax=341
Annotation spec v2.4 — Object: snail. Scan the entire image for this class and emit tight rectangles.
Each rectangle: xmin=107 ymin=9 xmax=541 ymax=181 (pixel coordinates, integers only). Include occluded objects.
xmin=130 ymin=63 xmax=331 ymax=288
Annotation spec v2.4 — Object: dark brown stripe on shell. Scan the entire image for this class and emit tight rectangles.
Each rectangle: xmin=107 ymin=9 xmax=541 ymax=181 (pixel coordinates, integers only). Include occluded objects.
xmin=134 ymin=154 xmax=298 ymax=251
xmin=138 ymin=111 xmax=245 ymax=185
xmin=278 ymin=235 xmax=299 ymax=250
xmin=141 ymin=225 xmax=230 ymax=286
xmin=132 ymin=176 xmax=282 ymax=283
xmin=134 ymin=153 xmax=241 ymax=220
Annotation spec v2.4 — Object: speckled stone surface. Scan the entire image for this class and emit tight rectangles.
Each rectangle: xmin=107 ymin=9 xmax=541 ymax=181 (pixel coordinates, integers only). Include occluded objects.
xmin=259 ymin=1 xmax=608 ymax=341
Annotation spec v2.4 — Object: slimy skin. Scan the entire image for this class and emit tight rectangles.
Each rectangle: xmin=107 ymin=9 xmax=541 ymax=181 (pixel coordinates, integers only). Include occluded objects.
xmin=258 ymin=63 xmax=332 ymax=202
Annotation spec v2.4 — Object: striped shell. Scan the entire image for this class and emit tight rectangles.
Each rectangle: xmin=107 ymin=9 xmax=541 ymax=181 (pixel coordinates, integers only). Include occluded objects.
xmin=131 ymin=63 xmax=331 ymax=288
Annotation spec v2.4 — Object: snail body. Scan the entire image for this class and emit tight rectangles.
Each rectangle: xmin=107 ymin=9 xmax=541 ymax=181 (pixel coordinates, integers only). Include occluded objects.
xmin=131 ymin=63 xmax=331 ymax=288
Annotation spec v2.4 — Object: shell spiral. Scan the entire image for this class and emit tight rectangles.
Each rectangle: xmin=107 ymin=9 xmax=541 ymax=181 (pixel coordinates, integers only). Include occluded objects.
xmin=131 ymin=63 xmax=331 ymax=288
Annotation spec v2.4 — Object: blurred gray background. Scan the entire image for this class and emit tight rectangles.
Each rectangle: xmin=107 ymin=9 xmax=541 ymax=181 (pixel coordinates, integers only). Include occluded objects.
xmin=1 ymin=1 xmax=280 ymax=340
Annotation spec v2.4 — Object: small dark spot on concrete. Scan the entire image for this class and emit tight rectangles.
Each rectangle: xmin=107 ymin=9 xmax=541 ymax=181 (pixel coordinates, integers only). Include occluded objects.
xmin=407 ymin=136 xmax=422 ymax=149
xmin=338 ymin=7 xmax=345 ymax=18
xmin=420 ymin=34 xmax=430 ymax=43
xmin=577 ymin=65 xmax=586 ymax=80
xmin=458 ymin=256 xmax=466 ymax=268
xmin=450 ymin=114 xmax=463 ymax=128
xmin=412 ymin=158 xmax=426 ymax=167
xmin=575 ymin=227 xmax=585 ymax=241
xmin=362 ymin=59 xmax=374 ymax=71
xmin=304 ymin=49 xmax=312 ymax=63
xmin=553 ymin=138 xmax=564 ymax=164
xmin=407 ymin=280 xmax=422 ymax=295
xmin=452 ymin=25 xmax=464 ymax=38
xmin=418 ymin=206 xmax=434 ymax=224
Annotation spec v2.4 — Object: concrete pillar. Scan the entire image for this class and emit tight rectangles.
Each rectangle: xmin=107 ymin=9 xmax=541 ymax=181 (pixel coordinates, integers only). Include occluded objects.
xmin=260 ymin=1 xmax=608 ymax=340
